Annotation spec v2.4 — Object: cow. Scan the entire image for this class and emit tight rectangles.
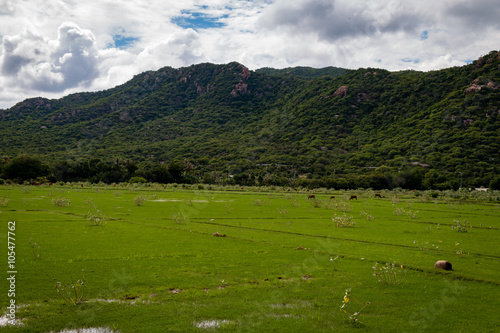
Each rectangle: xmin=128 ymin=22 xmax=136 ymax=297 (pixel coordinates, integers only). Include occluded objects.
xmin=308 ymin=194 xmax=316 ymax=199
xmin=375 ymin=193 xmax=383 ymax=198
xmin=330 ymin=196 xmax=335 ymax=200
xmin=349 ymin=195 xmax=357 ymax=200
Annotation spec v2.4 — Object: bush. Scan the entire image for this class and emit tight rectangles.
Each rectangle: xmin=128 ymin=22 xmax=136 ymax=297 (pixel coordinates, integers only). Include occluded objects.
xmin=489 ymin=176 xmax=500 ymax=190
xmin=129 ymin=176 xmax=147 ymax=184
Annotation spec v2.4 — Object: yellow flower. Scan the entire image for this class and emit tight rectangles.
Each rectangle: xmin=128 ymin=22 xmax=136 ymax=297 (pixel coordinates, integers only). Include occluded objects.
xmin=344 ymin=296 xmax=350 ymax=303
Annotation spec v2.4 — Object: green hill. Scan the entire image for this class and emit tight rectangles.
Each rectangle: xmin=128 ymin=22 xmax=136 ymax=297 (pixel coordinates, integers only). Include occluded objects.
xmin=1 ymin=51 xmax=499 ymax=189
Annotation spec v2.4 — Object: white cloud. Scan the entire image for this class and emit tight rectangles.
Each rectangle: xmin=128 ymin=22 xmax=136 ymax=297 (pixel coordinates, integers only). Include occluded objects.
xmin=1 ymin=22 xmax=99 ymax=92
xmin=0 ymin=0 xmax=498 ymax=109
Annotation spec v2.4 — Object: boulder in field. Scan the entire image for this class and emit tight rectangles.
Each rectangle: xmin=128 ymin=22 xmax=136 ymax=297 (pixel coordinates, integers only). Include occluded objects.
xmin=434 ymin=260 xmax=452 ymax=271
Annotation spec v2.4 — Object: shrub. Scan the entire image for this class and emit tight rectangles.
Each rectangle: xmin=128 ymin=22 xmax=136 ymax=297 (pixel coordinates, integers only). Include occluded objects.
xmin=87 ymin=206 xmax=105 ymax=226
xmin=51 ymin=197 xmax=71 ymax=207
xmin=134 ymin=195 xmax=146 ymax=206
xmin=372 ymin=262 xmax=407 ymax=286
xmin=54 ymin=269 xmax=88 ymax=305
xmin=333 ymin=213 xmax=356 ymax=227
xmin=339 ymin=288 xmax=370 ymax=325
xmin=129 ymin=176 xmax=147 ymax=184
xmin=452 ymin=219 xmax=472 ymax=232
xmin=170 ymin=212 xmax=186 ymax=224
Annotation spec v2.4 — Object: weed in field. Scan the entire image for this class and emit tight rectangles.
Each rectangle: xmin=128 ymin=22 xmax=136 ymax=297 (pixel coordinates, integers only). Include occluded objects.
xmin=277 ymin=207 xmax=288 ymax=216
xmin=54 ymin=269 xmax=88 ymax=305
xmin=0 ymin=196 xmax=9 ymax=206
xmin=406 ymin=210 xmax=419 ymax=219
xmin=330 ymin=256 xmax=339 ymax=271
xmin=339 ymin=288 xmax=370 ymax=325
xmin=134 ymin=195 xmax=146 ymax=206
xmin=360 ymin=211 xmax=374 ymax=220
xmin=393 ymin=207 xmax=405 ymax=216
xmin=372 ymin=262 xmax=407 ymax=286
xmin=289 ymin=199 xmax=300 ymax=207
xmin=334 ymin=200 xmax=353 ymax=212
xmin=170 ymin=212 xmax=186 ymax=224
xmin=413 ymin=240 xmax=440 ymax=254
xmin=185 ymin=198 xmax=193 ymax=206
xmin=29 ymin=238 xmax=43 ymax=259
xmin=83 ymin=197 xmax=94 ymax=206
xmin=332 ymin=213 xmax=356 ymax=227
xmin=310 ymin=198 xmax=322 ymax=208
xmin=454 ymin=242 xmax=468 ymax=256
xmin=87 ymin=205 xmax=106 ymax=226
xmin=253 ymin=198 xmax=262 ymax=206
xmin=51 ymin=197 xmax=71 ymax=207
xmin=225 ymin=204 xmax=232 ymax=214
xmin=452 ymin=219 xmax=472 ymax=232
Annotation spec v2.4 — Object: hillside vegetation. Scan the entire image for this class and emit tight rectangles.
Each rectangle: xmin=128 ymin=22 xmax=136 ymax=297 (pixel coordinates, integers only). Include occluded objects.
xmin=1 ymin=51 xmax=499 ymax=189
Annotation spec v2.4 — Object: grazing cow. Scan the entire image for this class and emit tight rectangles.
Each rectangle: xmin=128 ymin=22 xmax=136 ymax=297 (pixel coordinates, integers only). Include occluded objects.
xmin=349 ymin=195 xmax=357 ymax=200
xmin=375 ymin=193 xmax=382 ymax=198
xmin=308 ymin=194 xmax=316 ymax=199
xmin=330 ymin=196 xmax=335 ymax=200
xmin=434 ymin=260 xmax=452 ymax=271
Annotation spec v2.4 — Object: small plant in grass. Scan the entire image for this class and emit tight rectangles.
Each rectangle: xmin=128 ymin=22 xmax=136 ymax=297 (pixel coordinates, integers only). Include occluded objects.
xmin=253 ymin=198 xmax=262 ymax=206
xmin=170 ymin=212 xmax=186 ymax=224
xmin=51 ymin=197 xmax=71 ymax=207
xmin=83 ymin=197 xmax=94 ymax=206
xmin=330 ymin=256 xmax=339 ymax=271
xmin=29 ymin=238 xmax=43 ymax=259
xmin=333 ymin=213 xmax=356 ymax=227
xmin=0 ymin=196 xmax=9 ymax=207
xmin=54 ymin=269 xmax=88 ymax=305
xmin=454 ymin=242 xmax=468 ymax=256
xmin=372 ymin=262 xmax=407 ymax=286
xmin=452 ymin=219 xmax=472 ymax=232
xmin=134 ymin=195 xmax=146 ymax=206
xmin=360 ymin=211 xmax=374 ymax=220
xmin=334 ymin=200 xmax=353 ymax=212
xmin=311 ymin=198 xmax=322 ymax=208
xmin=406 ymin=210 xmax=419 ymax=219
xmin=225 ymin=204 xmax=232 ymax=214
xmin=339 ymin=288 xmax=370 ymax=325
xmin=87 ymin=205 xmax=105 ymax=226
xmin=277 ymin=207 xmax=288 ymax=216
xmin=393 ymin=207 xmax=405 ymax=216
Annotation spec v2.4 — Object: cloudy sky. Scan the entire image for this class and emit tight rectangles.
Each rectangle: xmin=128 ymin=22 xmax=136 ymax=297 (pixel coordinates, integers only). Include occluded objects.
xmin=1 ymin=0 xmax=499 ymax=108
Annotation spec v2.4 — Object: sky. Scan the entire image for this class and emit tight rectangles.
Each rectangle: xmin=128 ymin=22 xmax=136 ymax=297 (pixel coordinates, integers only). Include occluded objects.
xmin=0 ymin=0 xmax=499 ymax=109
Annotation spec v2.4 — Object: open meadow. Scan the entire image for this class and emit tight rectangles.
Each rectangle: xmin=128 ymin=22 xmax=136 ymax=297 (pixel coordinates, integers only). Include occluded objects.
xmin=1 ymin=184 xmax=499 ymax=332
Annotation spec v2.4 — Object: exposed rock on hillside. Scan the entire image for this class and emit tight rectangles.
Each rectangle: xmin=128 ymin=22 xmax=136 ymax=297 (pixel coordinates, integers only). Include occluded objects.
xmin=333 ymin=85 xmax=348 ymax=97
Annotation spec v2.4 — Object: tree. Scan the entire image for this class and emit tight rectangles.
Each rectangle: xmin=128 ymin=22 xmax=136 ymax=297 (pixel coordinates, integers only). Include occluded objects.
xmin=490 ymin=176 xmax=500 ymax=190
xmin=3 ymin=155 xmax=48 ymax=182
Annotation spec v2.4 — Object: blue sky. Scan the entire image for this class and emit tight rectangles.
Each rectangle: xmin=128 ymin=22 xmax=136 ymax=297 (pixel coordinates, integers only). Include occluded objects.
xmin=0 ymin=0 xmax=499 ymax=108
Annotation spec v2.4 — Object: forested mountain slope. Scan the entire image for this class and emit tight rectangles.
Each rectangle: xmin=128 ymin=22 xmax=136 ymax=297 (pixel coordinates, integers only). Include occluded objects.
xmin=1 ymin=51 xmax=499 ymax=189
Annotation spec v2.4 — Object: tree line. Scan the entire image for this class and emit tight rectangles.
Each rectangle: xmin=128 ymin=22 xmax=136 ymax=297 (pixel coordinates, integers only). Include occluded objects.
xmin=2 ymin=155 xmax=499 ymax=190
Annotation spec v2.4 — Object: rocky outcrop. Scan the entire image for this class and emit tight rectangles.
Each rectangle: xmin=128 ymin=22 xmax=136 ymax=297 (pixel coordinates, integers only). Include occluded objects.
xmin=465 ymin=78 xmax=498 ymax=95
xmin=230 ymin=82 xmax=249 ymax=97
xmin=333 ymin=85 xmax=348 ymax=97
xmin=238 ymin=64 xmax=251 ymax=80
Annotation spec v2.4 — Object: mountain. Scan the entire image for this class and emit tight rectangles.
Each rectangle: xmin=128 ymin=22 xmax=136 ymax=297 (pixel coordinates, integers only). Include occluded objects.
xmin=1 ymin=51 xmax=499 ymax=189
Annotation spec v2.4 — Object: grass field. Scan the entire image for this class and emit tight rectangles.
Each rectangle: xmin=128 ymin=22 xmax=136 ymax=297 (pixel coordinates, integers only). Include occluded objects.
xmin=1 ymin=184 xmax=499 ymax=332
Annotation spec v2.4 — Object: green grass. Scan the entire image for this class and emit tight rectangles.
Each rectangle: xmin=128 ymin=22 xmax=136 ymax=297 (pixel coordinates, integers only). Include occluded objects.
xmin=1 ymin=184 xmax=499 ymax=332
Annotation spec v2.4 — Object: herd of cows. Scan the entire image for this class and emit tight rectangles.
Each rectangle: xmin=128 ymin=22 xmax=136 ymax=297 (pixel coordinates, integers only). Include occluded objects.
xmin=307 ymin=193 xmax=386 ymax=200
